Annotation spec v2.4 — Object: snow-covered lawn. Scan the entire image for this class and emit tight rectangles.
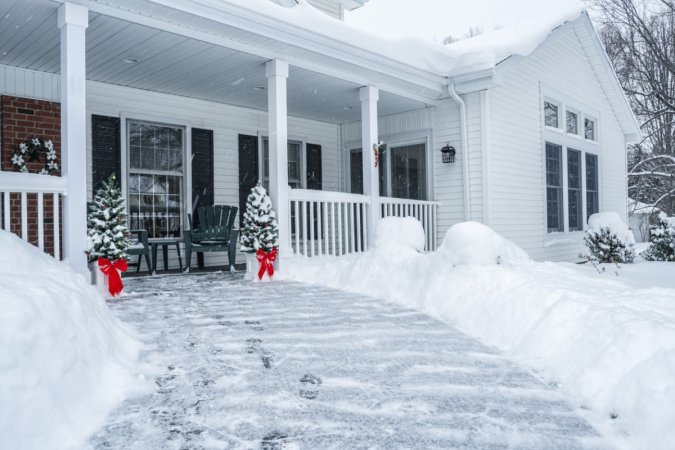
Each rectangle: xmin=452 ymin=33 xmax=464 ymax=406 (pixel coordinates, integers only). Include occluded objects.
xmin=88 ymin=272 xmax=604 ymax=449
xmin=282 ymin=220 xmax=675 ymax=450
xmin=0 ymin=231 xmax=140 ymax=450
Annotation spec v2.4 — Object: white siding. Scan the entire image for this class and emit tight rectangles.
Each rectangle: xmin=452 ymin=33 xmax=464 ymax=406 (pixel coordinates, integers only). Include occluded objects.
xmin=306 ymin=0 xmax=343 ymax=20
xmin=0 ymin=64 xmax=60 ymax=102
xmin=488 ymin=23 xmax=628 ymax=261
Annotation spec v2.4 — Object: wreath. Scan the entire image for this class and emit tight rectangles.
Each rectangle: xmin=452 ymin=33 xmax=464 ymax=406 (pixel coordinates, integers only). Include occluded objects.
xmin=11 ymin=137 xmax=59 ymax=175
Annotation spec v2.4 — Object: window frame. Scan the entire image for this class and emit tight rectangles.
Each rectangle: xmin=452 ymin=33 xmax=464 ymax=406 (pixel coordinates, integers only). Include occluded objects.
xmin=120 ymin=113 xmax=191 ymax=241
xmin=258 ymin=133 xmax=307 ymax=190
xmin=541 ymin=89 xmax=601 ymax=239
xmin=544 ymin=98 xmax=562 ymax=130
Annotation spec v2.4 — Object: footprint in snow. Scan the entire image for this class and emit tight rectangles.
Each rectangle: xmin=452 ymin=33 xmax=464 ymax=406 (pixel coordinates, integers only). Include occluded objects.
xmin=299 ymin=373 xmax=322 ymax=400
xmin=260 ymin=431 xmax=290 ymax=449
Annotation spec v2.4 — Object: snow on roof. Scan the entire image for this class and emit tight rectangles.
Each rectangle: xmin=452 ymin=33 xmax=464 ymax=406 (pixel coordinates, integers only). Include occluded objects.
xmin=230 ymin=0 xmax=584 ymax=78
xmin=628 ymin=198 xmax=661 ymax=215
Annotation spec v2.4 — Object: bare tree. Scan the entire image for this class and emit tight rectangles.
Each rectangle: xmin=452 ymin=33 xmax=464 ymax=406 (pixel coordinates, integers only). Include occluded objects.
xmin=443 ymin=26 xmax=483 ymax=45
xmin=595 ymin=0 xmax=675 ymax=214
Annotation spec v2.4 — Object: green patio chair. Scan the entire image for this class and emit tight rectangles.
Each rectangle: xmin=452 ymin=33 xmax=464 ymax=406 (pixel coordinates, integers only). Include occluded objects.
xmin=126 ymin=229 xmax=153 ymax=273
xmin=184 ymin=205 xmax=238 ymax=271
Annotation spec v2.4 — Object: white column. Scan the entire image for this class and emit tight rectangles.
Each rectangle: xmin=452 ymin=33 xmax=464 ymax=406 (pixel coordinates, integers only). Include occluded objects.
xmin=265 ymin=60 xmax=290 ymax=264
xmin=58 ymin=3 xmax=89 ymax=278
xmin=360 ymin=85 xmax=380 ymax=247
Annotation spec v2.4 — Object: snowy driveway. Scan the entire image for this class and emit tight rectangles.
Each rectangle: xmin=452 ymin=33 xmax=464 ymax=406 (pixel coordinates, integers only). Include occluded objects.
xmin=89 ymin=273 xmax=606 ymax=449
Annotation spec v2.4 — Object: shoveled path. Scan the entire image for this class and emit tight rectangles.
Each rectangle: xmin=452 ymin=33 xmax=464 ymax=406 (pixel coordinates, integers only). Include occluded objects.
xmin=89 ymin=272 xmax=607 ymax=449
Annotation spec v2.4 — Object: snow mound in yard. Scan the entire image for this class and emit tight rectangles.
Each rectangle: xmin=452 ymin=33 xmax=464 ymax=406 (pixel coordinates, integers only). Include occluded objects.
xmin=282 ymin=221 xmax=675 ymax=449
xmin=0 ymin=230 xmax=140 ymax=450
xmin=374 ymin=216 xmax=426 ymax=252
xmin=439 ymin=221 xmax=529 ymax=266
xmin=588 ymin=211 xmax=635 ymax=245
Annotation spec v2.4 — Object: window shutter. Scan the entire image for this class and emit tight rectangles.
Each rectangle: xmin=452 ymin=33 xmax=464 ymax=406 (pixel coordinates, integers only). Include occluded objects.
xmin=191 ymin=128 xmax=214 ymax=226
xmin=238 ymin=134 xmax=259 ymax=228
xmin=306 ymin=143 xmax=322 ymax=190
xmin=91 ymin=115 xmax=121 ymax=197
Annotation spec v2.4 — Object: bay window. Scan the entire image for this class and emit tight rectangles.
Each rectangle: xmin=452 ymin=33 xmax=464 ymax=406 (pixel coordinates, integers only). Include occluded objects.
xmin=546 ymin=143 xmax=564 ymax=232
xmin=586 ymin=153 xmax=599 ymax=219
xmin=567 ymin=149 xmax=583 ymax=231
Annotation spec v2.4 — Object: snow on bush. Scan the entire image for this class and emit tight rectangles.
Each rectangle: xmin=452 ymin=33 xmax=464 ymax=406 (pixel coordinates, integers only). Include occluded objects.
xmin=581 ymin=212 xmax=636 ymax=264
xmin=642 ymin=212 xmax=675 ymax=262
xmin=0 ymin=230 xmax=141 ymax=450
xmin=439 ymin=221 xmax=529 ymax=266
xmin=374 ymin=216 xmax=426 ymax=252
xmin=283 ymin=219 xmax=675 ymax=449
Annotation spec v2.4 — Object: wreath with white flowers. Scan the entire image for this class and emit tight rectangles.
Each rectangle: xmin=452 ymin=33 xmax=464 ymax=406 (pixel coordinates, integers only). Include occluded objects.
xmin=11 ymin=137 xmax=59 ymax=175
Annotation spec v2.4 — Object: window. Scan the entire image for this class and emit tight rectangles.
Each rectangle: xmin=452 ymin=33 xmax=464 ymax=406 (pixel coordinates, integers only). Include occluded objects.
xmin=566 ymin=110 xmax=578 ymax=135
xmin=546 ymin=143 xmax=564 ymax=232
xmin=262 ymin=139 xmax=303 ymax=189
xmin=349 ymin=148 xmax=363 ymax=194
xmin=585 ymin=118 xmax=596 ymax=140
xmin=586 ymin=153 xmax=599 ymax=219
xmin=390 ymin=144 xmax=427 ymax=200
xmin=567 ymin=149 xmax=583 ymax=231
xmin=545 ymin=101 xmax=560 ymax=128
xmin=127 ymin=120 xmax=184 ymax=239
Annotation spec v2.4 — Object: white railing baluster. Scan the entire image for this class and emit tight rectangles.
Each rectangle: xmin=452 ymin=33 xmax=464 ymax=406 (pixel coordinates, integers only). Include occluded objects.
xmin=349 ymin=204 xmax=355 ymax=253
xmin=362 ymin=203 xmax=368 ymax=251
xmin=301 ymin=201 xmax=308 ymax=257
xmin=317 ymin=202 xmax=323 ymax=256
xmin=322 ymin=201 xmax=328 ymax=256
xmin=355 ymin=202 xmax=361 ymax=252
xmin=37 ymin=192 xmax=44 ymax=250
xmin=20 ymin=192 xmax=28 ymax=241
xmin=294 ymin=200 xmax=300 ymax=255
xmin=53 ymin=193 xmax=60 ymax=260
xmin=2 ymin=192 xmax=9 ymax=231
xmin=309 ymin=200 xmax=315 ymax=257
xmin=337 ymin=202 xmax=343 ymax=256
xmin=330 ymin=202 xmax=336 ymax=256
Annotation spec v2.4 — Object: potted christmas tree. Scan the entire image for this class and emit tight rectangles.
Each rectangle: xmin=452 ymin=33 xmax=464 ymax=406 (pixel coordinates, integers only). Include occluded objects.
xmin=86 ymin=174 xmax=130 ymax=296
xmin=239 ymin=183 xmax=279 ymax=281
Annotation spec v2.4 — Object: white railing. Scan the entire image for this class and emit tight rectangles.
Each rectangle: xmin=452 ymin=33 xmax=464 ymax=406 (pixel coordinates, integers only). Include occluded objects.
xmin=0 ymin=172 xmax=66 ymax=259
xmin=379 ymin=197 xmax=439 ymax=251
xmin=289 ymin=189 xmax=371 ymax=257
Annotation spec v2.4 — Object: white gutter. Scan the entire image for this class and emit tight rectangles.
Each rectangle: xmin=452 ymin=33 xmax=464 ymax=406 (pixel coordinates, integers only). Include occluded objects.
xmin=448 ymin=82 xmax=471 ymax=222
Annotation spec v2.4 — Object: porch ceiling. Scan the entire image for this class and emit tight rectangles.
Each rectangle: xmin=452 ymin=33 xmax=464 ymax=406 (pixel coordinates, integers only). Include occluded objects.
xmin=0 ymin=0 xmax=429 ymax=124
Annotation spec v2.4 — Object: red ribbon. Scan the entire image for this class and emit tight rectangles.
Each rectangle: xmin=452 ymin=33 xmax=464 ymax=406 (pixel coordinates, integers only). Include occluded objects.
xmin=98 ymin=258 xmax=128 ymax=296
xmin=256 ymin=248 xmax=277 ymax=280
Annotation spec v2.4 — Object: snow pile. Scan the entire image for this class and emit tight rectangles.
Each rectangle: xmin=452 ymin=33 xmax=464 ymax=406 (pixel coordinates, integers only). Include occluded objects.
xmin=221 ymin=0 xmax=585 ymax=77
xmin=439 ymin=221 xmax=529 ymax=266
xmin=588 ymin=211 xmax=636 ymax=245
xmin=283 ymin=218 xmax=675 ymax=449
xmin=0 ymin=230 xmax=141 ymax=450
xmin=374 ymin=216 xmax=426 ymax=252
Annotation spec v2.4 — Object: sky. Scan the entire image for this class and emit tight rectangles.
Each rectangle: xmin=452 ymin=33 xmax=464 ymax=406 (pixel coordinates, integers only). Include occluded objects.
xmin=345 ymin=0 xmax=586 ymax=44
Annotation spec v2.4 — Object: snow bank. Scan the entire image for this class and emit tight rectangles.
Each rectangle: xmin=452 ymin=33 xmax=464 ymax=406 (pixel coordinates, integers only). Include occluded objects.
xmin=0 ymin=230 xmax=141 ymax=450
xmin=374 ymin=216 xmax=426 ymax=252
xmin=439 ymin=221 xmax=529 ymax=266
xmin=588 ymin=211 xmax=635 ymax=245
xmin=282 ymin=219 xmax=675 ymax=449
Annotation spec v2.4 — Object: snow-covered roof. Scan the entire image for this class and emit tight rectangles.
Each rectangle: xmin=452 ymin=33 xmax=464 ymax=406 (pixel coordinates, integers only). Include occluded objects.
xmin=628 ymin=198 xmax=661 ymax=215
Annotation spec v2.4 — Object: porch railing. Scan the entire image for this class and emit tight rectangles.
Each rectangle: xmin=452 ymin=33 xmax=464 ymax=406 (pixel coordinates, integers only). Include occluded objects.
xmin=0 ymin=172 xmax=66 ymax=259
xmin=289 ymin=189 xmax=371 ymax=257
xmin=288 ymin=189 xmax=439 ymax=257
xmin=379 ymin=197 xmax=439 ymax=251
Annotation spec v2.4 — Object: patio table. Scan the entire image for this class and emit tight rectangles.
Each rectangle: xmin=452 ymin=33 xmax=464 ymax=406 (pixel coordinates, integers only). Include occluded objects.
xmin=151 ymin=239 xmax=183 ymax=272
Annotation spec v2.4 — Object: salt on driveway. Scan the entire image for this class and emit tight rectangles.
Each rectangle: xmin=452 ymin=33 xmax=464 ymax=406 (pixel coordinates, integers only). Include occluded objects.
xmin=89 ymin=273 xmax=607 ymax=449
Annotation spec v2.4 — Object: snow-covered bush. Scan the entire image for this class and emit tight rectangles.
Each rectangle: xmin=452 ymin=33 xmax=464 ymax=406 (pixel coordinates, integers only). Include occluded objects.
xmin=86 ymin=174 xmax=130 ymax=263
xmin=0 ymin=230 xmax=140 ymax=450
xmin=240 ymin=183 xmax=279 ymax=253
xmin=438 ymin=221 xmax=529 ymax=266
xmin=642 ymin=213 xmax=675 ymax=262
xmin=580 ymin=212 xmax=636 ymax=264
xmin=374 ymin=217 xmax=426 ymax=252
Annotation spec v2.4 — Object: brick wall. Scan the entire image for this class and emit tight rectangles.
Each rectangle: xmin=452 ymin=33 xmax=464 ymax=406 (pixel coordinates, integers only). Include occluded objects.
xmin=1 ymin=95 xmax=63 ymax=258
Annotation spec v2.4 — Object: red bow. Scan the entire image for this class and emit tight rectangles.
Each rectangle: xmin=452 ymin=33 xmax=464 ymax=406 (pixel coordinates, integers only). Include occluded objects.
xmin=98 ymin=258 xmax=128 ymax=296
xmin=256 ymin=248 xmax=277 ymax=280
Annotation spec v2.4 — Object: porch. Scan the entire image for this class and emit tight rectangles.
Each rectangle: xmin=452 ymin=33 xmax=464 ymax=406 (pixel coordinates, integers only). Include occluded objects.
xmin=0 ymin=0 xmax=444 ymax=274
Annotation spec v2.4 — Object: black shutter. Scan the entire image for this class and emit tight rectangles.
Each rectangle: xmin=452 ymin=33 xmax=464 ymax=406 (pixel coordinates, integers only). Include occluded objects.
xmin=191 ymin=128 xmax=214 ymax=227
xmin=238 ymin=134 xmax=259 ymax=229
xmin=91 ymin=115 xmax=121 ymax=196
xmin=306 ymin=143 xmax=322 ymax=190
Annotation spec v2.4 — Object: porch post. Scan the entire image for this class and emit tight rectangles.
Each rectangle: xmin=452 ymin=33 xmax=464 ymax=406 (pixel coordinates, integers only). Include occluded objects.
xmin=265 ymin=60 xmax=290 ymax=264
xmin=360 ymin=86 xmax=380 ymax=247
xmin=58 ymin=3 xmax=89 ymax=278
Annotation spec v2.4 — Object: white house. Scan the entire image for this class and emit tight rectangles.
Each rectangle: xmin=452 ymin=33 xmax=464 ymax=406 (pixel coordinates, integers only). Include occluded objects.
xmin=0 ymin=0 xmax=640 ymax=276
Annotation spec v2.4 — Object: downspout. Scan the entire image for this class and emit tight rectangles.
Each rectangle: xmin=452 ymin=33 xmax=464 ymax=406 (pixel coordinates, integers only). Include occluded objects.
xmin=448 ymin=82 xmax=471 ymax=221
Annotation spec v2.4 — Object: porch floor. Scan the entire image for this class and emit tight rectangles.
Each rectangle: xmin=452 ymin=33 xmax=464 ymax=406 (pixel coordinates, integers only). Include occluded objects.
xmin=90 ymin=273 xmax=605 ymax=449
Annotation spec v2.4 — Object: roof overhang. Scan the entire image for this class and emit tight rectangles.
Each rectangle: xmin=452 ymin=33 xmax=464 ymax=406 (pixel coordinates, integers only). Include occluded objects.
xmin=342 ymin=0 xmax=368 ymax=11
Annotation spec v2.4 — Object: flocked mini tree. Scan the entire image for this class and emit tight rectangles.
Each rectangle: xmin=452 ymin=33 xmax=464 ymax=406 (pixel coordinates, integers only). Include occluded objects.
xmin=86 ymin=174 xmax=130 ymax=263
xmin=240 ymin=183 xmax=279 ymax=254
xmin=642 ymin=213 xmax=675 ymax=262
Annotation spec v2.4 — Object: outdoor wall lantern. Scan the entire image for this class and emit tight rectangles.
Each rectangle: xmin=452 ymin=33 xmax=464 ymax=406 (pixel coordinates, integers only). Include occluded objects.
xmin=441 ymin=143 xmax=456 ymax=164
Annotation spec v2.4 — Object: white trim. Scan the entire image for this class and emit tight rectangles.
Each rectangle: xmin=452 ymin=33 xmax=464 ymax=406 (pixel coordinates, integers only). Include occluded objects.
xmin=481 ymin=89 xmax=491 ymax=226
